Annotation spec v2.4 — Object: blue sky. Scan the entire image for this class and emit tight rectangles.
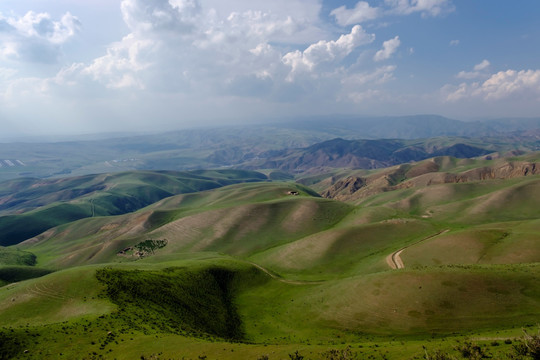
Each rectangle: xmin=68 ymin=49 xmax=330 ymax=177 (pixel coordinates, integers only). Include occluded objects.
xmin=1 ymin=0 xmax=539 ymax=136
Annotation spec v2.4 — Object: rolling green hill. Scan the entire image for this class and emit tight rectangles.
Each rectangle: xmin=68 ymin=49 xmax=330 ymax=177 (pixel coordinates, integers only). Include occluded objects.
xmin=0 ymin=169 xmax=267 ymax=246
xmin=1 ymin=153 xmax=540 ymax=359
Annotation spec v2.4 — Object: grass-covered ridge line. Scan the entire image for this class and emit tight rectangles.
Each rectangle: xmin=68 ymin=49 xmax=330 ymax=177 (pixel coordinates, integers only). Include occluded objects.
xmin=18 ymin=182 xmax=338 ymax=269
xmin=0 ymin=169 xmax=268 ymax=246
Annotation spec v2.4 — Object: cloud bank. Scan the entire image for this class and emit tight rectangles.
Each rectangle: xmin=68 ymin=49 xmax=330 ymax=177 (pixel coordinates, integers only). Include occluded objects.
xmin=446 ymin=69 xmax=540 ymax=102
xmin=1 ymin=0 xmax=539 ymax=135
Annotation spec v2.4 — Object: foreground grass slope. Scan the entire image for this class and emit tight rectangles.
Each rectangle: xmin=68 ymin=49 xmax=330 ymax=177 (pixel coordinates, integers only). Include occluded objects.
xmin=1 ymin=257 xmax=538 ymax=359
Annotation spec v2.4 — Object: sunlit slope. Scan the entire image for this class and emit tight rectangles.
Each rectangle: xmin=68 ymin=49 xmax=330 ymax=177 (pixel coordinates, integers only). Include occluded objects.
xmin=0 ymin=169 xmax=267 ymax=246
xmin=20 ymin=182 xmax=352 ymax=268
xmin=343 ymin=175 xmax=540 ymax=268
xmin=236 ymin=264 xmax=540 ymax=342
xmin=401 ymin=222 xmax=540 ymax=267
xmin=246 ymin=175 xmax=540 ymax=279
xmin=316 ymin=155 xmax=539 ymax=203
xmin=0 ymin=265 xmax=114 ymax=327
xmin=383 ymin=176 xmax=540 ymax=222
xmin=148 ymin=197 xmax=351 ymax=256
xmin=18 ymin=171 xmax=540 ymax=277
xmin=3 ymin=254 xmax=538 ymax=345
xmin=250 ymin=219 xmax=437 ymax=279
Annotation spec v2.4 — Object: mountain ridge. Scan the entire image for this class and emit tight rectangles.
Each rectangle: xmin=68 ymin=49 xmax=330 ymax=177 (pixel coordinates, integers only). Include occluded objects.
xmin=0 ymin=115 xmax=539 ymax=181
xmin=247 ymin=138 xmax=492 ymax=173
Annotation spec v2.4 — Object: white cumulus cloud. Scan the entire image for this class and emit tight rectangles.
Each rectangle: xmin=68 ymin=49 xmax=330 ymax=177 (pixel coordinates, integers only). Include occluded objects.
xmin=385 ymin=0 xmax=455 ymax=17
xmin=75 ymin=0 xmax=343 ymax=93
xmin=456 ymin=59 xmax=490 ymax=79
xmin=282 ymin=25 xmax=375 ymax=81
xmin=373 ymin=36 xmax=400 ymax=61
xmin=330 ymin=1 xmax=381 ymax=26
xmin=83 ymin=34 xmax=154 ymax=89
xmin=479 ymin=69 xmax=540 ymax=100
xmin=474 ymin=59 xmax=490 ymax=71
xmin=3 ymin=0 xmax=470 ymax=133
xmin=445 ymin=68 xmax=540 ymax=102
xmin=0 ymin=11 xmax=80 ymax=63
xmin=121 ymin=0 xmax=201 ymax=34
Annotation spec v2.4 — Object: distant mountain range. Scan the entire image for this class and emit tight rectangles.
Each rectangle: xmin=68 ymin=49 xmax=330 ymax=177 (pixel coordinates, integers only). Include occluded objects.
xmin=277 ymin=114 xmax=540 ymax=139
xmin=245 ymin=138 xmax=492 ymax=173
xmin=0 ymin=115 xmax=539 ymax=180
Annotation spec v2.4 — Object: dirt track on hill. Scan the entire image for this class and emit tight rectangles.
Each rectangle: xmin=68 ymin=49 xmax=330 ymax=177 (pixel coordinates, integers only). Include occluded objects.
xmin=386 ymin=229 xmax=450 ymax=270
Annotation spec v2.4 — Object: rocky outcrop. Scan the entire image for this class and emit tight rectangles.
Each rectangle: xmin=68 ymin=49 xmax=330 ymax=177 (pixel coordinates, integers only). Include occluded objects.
xmin=321 ymin=176 xmax=366 ymax=198
xmin=461 ymin=162 xmax=538 ymax=180
xmin=322 ymin=160 xmax=540 ymax=202
xmin=401 ymin=162 xmax=539 ymax=187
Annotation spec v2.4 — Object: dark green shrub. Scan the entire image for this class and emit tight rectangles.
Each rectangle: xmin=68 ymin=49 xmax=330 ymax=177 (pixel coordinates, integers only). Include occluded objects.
xmin=289 ymin=350 xmax=304 ymax=360
xmin=454 ymin=341 xmax=489 ymax=359
xmin=322 ymin=346 xmax=357 ymax=359
xmin=423 ymin=349 xmax=456 ymax=360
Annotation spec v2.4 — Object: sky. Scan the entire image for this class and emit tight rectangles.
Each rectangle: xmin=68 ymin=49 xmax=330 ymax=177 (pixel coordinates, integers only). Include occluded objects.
xmin=0 ymin=0 xmax=539 ymax=136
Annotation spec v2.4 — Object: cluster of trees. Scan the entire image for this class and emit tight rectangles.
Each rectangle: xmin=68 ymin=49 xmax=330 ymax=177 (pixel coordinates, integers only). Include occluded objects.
xmin=134 ymin=239 xmax=168 ymax=257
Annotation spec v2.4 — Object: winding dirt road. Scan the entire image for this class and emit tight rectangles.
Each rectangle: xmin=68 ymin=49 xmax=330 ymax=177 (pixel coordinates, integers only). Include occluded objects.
xmin=386 ymin=229 xmax=450 ymax=270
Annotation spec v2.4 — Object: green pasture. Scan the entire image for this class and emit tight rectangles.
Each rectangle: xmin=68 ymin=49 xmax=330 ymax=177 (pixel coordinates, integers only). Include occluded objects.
xmin=1 ymin=161 xmax=540 ymax=359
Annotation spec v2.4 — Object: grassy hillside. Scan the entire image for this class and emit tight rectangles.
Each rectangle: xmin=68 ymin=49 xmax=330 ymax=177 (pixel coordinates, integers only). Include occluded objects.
xmin=0 ymin=247 xmax=36 ymax=266
xmin=0 ymin=169 xmax=267 ymax=246
xmin=251 ymin=219 xmax=437 ymax=279
xmin=18 ymin=182 xmax=349 ymax=269
xmin=1 ymin=257 xmax=538 ymax=359
xmin=1 ymin=154 xmax=540 ymax=359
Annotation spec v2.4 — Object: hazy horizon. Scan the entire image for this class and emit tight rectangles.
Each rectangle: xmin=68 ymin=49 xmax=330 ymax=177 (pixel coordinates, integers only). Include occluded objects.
xmin=1 ymin=0 xmax=539 ymax=137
